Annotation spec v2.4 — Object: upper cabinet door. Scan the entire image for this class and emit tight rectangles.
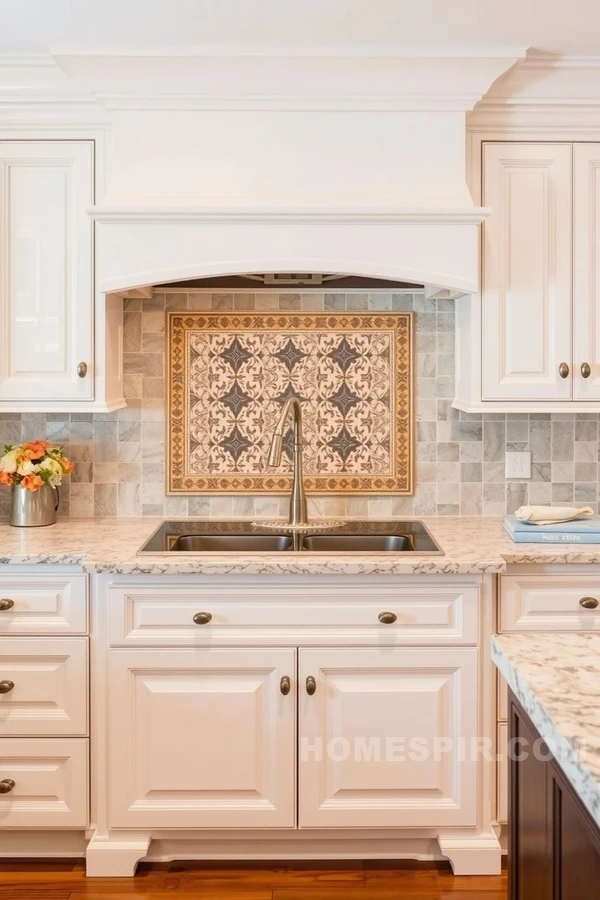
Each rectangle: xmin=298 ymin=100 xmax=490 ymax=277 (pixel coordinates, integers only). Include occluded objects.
xmin=482 ymin=143 xmax=572 ymax=401
xmin=573 ymin=144 xmax=600 ymax=400
xmin=0 ymin=141 xmax=94 ymax=402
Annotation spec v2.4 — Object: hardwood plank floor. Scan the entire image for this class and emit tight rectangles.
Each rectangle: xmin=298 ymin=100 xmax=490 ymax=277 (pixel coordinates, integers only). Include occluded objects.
xmin=0 ymin=859 xmax=507 ymax=899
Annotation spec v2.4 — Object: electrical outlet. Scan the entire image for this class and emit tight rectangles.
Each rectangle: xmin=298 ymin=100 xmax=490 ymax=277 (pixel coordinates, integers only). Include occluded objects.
xmin=505 ymin=451 xmax=532 ymax=479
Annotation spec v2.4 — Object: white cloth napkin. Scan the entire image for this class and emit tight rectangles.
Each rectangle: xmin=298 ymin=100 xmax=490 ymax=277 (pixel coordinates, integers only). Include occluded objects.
xmin=515 ymin=505 xmax=595 ymax=526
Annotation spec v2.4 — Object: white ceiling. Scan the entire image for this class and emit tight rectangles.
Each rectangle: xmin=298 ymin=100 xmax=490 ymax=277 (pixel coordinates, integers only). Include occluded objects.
xmin=1 ymin=0 xmax=599 ymax=57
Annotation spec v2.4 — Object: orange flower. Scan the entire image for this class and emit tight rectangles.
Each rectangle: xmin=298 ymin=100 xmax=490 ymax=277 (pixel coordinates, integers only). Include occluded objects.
xmin=0 ymin=471 xmax=13 ymax=486
xmin=25 ymin=440 xmax=49 ymax=458
xmin=60 ymin=456 xmax=74 ymax=474
xmin=21 ymin=474 xmax=44 ymax=492
xmin=18 ymin=450 xmax=34 ymax=462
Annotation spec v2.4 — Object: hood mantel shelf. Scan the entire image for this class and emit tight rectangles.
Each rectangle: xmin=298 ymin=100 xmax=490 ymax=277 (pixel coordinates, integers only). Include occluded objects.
xmin=88 ymin=206 xmax=490 ymax=225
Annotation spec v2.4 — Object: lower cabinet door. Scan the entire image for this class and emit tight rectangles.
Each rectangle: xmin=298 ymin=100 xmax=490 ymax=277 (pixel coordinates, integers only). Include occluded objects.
xmin=298 ymin=647 xmax=479 ymax=828
xmin=0 ymin=738 xmax=88 ymax=827
xmin=108 ymin=648 xmax=296 ymax=829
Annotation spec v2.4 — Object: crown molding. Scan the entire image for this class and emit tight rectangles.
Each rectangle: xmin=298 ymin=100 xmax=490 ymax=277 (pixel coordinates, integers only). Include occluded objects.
xmin=0 ymin=53 xmax=56 ymax=67
xmin=48 ymin=45 xmax=528 ymax=60
xmin=89 ymin=205 xmax=490 ymax=225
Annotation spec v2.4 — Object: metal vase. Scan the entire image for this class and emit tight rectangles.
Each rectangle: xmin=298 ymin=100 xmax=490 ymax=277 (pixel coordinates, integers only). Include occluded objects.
xmin=9 ymin=484 xmax=59 ymax=527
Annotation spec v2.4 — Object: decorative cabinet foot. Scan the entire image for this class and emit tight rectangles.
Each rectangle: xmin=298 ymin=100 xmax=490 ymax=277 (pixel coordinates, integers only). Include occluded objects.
xmin=437 ymin=831 xmax=502 ymax=875
xmin=86 ymin=832 xmax=151 ymax=877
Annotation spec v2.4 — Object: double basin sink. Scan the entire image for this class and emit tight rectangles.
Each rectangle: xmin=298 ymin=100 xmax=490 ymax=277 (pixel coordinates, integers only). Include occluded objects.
xmin=138 ymin=520 xmax=443 ymax=555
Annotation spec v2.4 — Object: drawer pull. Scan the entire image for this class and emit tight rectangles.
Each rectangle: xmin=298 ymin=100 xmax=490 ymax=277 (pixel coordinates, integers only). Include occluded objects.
xmin=0 ymin=599 xmax=14 ymax=611
xmin=0 ymin=681 xmax=14 ymax=694
xmin=280 ymin=676 xmax=291 ymax=696
xmin=0 ymin=779 xmax=15 ymax=794
xmin=193 ymin=612 xmax=212 ymax=625
xmin=559 ymin=362 xmax=570 ymax=379
xmin=306 ymin=676 xmax=317 ymax=696
xmin=378 ymin=611 xmax=397 ymax=625
xmin=579 ymin=596 xmax=599 ymax=610
xmin=581 ymin=362 xmax=592 ymax=379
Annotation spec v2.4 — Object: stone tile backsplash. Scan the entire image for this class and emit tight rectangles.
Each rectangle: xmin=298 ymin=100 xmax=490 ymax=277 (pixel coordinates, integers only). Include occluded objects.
xmin=1 ymin=288 xmax=598 ymax=519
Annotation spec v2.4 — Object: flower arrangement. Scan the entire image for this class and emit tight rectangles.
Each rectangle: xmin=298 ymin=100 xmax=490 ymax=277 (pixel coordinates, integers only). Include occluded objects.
xmin=0 ymin=441 xmax=74 ymax=492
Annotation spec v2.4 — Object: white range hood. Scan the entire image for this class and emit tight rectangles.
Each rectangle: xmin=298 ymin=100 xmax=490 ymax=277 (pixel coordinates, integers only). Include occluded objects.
xmin=50 ymin=50 xmax=525 ymax=293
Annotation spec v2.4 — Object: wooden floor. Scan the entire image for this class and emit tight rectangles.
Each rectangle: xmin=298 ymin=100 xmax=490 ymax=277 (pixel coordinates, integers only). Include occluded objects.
xmin=0 ymin=859 xmax=507 ymax=900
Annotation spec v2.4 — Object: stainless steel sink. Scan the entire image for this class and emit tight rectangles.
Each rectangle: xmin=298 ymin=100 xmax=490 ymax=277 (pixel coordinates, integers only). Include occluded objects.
xmin=172 ymin=534 xmax=293 ymax=552
xmin=302 ymin=534 xmax=412 ymax=552
xmin=137 ymin=520 xmax=443 ymax=555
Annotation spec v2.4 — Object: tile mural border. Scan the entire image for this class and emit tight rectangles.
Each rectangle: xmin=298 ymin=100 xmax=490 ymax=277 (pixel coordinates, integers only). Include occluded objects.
xmin=167 ymin=311 xmax=414 ymax=495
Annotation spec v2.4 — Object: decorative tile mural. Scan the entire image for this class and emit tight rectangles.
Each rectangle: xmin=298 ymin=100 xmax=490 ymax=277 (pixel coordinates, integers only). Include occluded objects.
xmin=168 ymin=312 xmax=413 ymax=494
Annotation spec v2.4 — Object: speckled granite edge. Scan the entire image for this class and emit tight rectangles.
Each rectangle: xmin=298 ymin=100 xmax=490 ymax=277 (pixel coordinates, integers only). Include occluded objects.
xmin=492 ymin=636 xmax=600 ymax=830
xmin=89 ymin=558 xmax=505 ymax=576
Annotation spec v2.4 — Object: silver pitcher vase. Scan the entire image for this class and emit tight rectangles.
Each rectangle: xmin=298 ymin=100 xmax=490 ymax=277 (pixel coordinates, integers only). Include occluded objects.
xmin=9 ymin=484 xmax=59 ymax=527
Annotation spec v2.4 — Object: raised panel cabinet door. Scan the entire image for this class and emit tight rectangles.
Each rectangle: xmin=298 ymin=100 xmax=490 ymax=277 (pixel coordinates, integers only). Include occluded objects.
xmin=108 ymin=648 xmax=296 ymax=829
xmin=298 ymin=647 xmax=479 ymax=828
xmin=0 ymin=141 xmax=94 ymax=402
xmin=482 ymin=143 xmax=572 ymax=401
xmin=549 ymin=761 xmax=600 ymax=899
xmin=508 ymin=698 xmax=551 ymax=900
xmin=573 ymin=144 xmax=600 ymax=400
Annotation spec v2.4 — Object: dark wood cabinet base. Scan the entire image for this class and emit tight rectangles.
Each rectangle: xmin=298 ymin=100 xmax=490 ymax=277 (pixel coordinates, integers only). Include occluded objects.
xmin=509 ymin=689 xmax=600 ymax=900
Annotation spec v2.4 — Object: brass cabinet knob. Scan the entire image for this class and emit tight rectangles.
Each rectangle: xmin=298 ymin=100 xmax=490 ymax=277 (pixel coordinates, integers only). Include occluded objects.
xmin=579 ymin=596 xmax=599 ymax=610
xmin=0 ymin=681 xmax=14 ymax=694
xmin=378 ymin=611 xmax=397 ymax=625
xmin=0 ymin=599 xmax=14 ymax=611
xmin=192 ymin=612 xmax=212 ymax=625
xmin=558 ymin=362 xmax=570 ymax=379
xmin=306 ymin=676 xmax=317 ymax=696
xmin=0 ymin=779 xmax=15 ymax=794
xmin=581 ymin=362 xmax=592 ymax=379
xmin=77 ymin=362 xmax=88 ymax=378
xmin=280 ymin=676 xmax=291 ymax=696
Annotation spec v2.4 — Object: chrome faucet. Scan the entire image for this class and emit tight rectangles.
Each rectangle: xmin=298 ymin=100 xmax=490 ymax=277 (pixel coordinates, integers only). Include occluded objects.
xmin=268 ymin=398 xmax=308 ymax=526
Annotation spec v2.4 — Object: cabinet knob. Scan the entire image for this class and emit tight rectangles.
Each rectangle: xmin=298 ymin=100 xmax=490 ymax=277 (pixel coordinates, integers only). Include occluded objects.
xmin=306 ymin=676 xmax=317 ymax=696
xmin=378 ymin=611 xmax=397 ymax=625
xmin=581 ymin=362 xmax=592 ymax=379
xmin=280 ymin=676 xmax=291 ymax=696
xmin=77 ymin=362 xmax=88 ymax=378
xmin=0 ymin=681 xmax=14 ymax=695
xmin=558 ymin=362 xmax=570 ymax=379
xmin=0 ymin=599 xmax=14 ymax=611
xmin=0 ymin=779 xmax=15 ymax=794
xmin=579 ymin=596 xmax=599 ymax=610
xmin=192 ymin=612 xmax=212 ymax=625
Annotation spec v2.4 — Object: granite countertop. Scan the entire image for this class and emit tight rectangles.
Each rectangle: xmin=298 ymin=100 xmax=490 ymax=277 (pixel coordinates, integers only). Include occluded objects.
xmin=493 ymin=633 xmax=600 ymax=829
xmin=1 ymin=515 xmax=600 ymax=574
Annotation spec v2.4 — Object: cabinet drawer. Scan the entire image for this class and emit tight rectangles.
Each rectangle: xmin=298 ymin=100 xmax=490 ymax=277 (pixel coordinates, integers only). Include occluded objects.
xmin=0 ymin=575 xmax=87 ymax=634
xmin=500 ymin=575 xmax=600 ymax=632
xmin=108 ymin=583 xmax=479 ymax=647
xmin=0 ymin=738 xmax=88 ymax=827
xmin=0 ymin=638 xmax=87 ymax=736
xmin=497 ymin=722 xmax=507 ymax=824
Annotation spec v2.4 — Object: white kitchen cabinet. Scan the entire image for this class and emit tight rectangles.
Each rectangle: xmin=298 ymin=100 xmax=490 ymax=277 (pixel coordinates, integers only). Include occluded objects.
xmin=107 ymin=648 xmax=296 ymax=829
xmin=0 ymin=141 xmax=94 ymax=404
xmin=0 ymin=637 xmax=87 ymax=736
xmin=573 ymin=144 xmax=600 ymax=399
xmin=481 ymin=143 xmax=573 ymax=403
xmin=298 ymin=647 xmax=479 ymax=828
xmin=0 ymin=738 xmax=88 ymax=827
xmin=455 ymin=140 xmax=600 ymax=411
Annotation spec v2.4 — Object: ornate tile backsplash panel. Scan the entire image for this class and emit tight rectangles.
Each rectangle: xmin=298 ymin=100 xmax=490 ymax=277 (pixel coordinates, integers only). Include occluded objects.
xmin=168 ymin=312 xmax=413 ymax=494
